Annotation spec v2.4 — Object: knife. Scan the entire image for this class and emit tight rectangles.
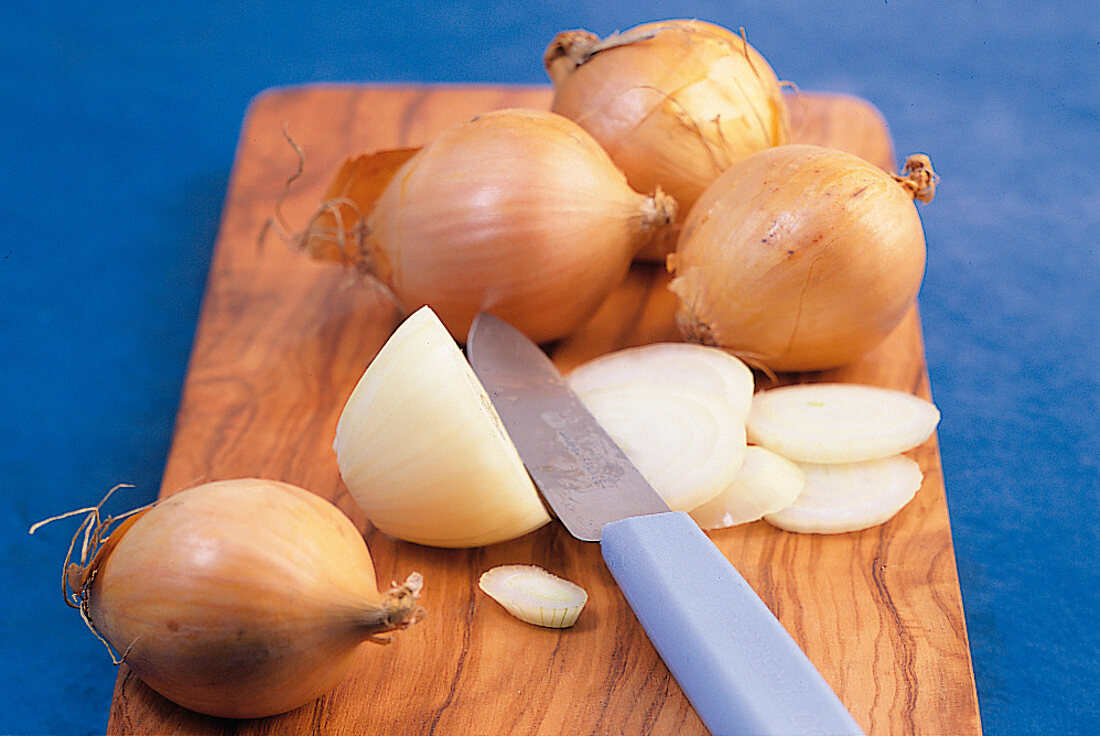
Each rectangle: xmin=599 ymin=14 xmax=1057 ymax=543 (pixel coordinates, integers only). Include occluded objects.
xmin=466 ymin=312 xmax=864 ymax=736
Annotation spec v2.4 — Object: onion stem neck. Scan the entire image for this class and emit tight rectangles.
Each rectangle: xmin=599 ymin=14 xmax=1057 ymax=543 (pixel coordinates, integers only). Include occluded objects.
xmin=365 ymin=572 xmax=425 ymax=644
xmin=894 ymin=154 xmax=938 ymax=203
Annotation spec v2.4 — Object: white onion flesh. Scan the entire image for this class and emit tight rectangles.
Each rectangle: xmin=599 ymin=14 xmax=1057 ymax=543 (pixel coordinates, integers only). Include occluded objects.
xmin=569 ymin=380 xmax=746 ymax=512
xmin=763 ymin=455 xmax=924 ymax=534
xmin=747 ymin=383 xmax=940 ymax=464
xmin=334 ymin=307 xmax=550 ymax=547
xmin=690 ymin=445 xmax=806 ymax=529
xmin=478 ymin=565 xmax=588 ymax=629
xmin=566 ymin=342 xmax=754 ymax=421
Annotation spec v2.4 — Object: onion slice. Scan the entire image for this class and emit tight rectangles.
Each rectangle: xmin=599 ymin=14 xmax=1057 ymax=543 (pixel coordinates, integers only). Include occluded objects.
xmin=570 ymin=380 xmax=747 ymax=513
xmin=478 ymin=565 xmax=588 ymax=628
xmin=334 ymin=307 xmax=551 ymax=547
xmin=690 ymin=446 xmax=806 ymax=530
xmin=747 ymin=383 xmax=940 ymax=464
xmin=567 ymin=342 xmax=754 ymax=420
xmin=763 ymin=455 xmax=924 ymax=534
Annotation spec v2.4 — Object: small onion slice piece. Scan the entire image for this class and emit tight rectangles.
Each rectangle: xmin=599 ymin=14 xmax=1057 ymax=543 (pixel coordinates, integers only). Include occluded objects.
xmin=764 ymin=455 xmax=924 ymax=534
xmin=334 ymin=306 xmax=551 ymax=547
xmin=478 ymin=565 xmax=588 ymax=629
xmin=690 ymin=446 xmax=806 ymax=530
xmin=567 ymin=342 xmax=754 ymax=420
xmin=747 ymin=383 xmax=940 ymax=464
xmin=570 ymin=380 xmax=747 ymax=512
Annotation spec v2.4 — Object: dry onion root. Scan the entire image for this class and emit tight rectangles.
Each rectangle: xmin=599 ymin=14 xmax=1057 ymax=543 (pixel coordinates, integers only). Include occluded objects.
xmin=545 ymin=19 xmax=790 ymax=260
xmin=34 ymin=478 xmax=423 ymax=719
xmin=299 ymin=108 xmax=677 ymax=344
xmin=669 ymin=144 xmax=937 ymax=373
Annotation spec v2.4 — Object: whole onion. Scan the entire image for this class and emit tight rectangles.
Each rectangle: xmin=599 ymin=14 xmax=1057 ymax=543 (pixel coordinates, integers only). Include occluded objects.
xmin=668 ymin=144 xmax=937 ymax=372
xmin=301 ymin=108 xmax=677 ymax=343
xmin=57 ymin=478 xmax=423 ymax=719
xmin=545 ymin=19 xmax=790 ymax=259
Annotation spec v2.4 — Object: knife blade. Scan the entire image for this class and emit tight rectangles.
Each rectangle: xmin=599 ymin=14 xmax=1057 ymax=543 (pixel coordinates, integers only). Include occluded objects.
xmin=466 ymin=312 xmax=864 ymax=736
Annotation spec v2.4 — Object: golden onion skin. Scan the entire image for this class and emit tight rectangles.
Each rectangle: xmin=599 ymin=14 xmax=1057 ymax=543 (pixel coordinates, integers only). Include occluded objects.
xmin=86 ymin=479 xmax=414 ymax=719
xmin=547 ymin=20 xmax=789 ymax=258
xmin=363 ymin=108 xmax=675 ymax=344
xmin=669 ymin=144 xmax=928 ymax=372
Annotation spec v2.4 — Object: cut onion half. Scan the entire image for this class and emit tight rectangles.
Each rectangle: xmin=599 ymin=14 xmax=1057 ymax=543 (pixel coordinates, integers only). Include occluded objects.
xmin=747 ymin=383 xmax=940 ymax=464
xmin=690 ymin=446 xmax=806 ymax=529
xmin=567 ymin=342 xmax=755 ymax=420
xmin=571 ymin=381 xmax=746 ymax=512
xmin=334 ymin=306 xmax=551 ymax=547
xmin=478 ymin=565 xmax=588 ymax=628
xmin=763 ymin=455 xmax=924 ymax=534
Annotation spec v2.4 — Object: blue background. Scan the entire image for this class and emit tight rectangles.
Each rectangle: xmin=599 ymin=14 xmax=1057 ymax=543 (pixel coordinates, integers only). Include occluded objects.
xmin=3 ymin=2 xmax=1097 ymax=734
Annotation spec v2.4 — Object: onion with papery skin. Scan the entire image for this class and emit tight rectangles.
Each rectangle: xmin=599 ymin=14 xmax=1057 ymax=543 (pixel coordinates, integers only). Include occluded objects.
xmin=301 ymin=108 xmax=676 ymax=344
xmin=669 ymin=145 xmax=937 ymax=372
xmin=545 ymin=19 xmax=789 ymax=260
xmin=53 ymin=478 xmax=423 ymax=719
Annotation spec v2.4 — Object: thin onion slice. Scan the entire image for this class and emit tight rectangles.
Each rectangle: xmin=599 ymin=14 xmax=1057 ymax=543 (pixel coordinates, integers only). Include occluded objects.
xmin=478 ymin=565 xmax=588 ymax=629
xmin=334 ymin=307 xmax=551 ymax=547
xmin=747 ymin=383 xmax=940 ymax=464
xmin=763 ymin=455 xmax=924 ymax=534
xmin=570 ymin=381 xmax=746 ymax=512
xmin=690 ymin=446 xmax=806 ymax=530
xmin=567 ymin=342 xmax=754 ymax=421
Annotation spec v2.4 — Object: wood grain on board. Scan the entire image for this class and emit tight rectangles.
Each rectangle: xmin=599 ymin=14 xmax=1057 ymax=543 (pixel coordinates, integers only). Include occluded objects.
xmin=105 ymin=85 xmax=982 ymax=735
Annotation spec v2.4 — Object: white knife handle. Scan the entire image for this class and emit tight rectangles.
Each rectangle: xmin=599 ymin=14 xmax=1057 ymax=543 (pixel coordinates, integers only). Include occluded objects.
xmin=601 ymin=511 xmax=864 ymax=736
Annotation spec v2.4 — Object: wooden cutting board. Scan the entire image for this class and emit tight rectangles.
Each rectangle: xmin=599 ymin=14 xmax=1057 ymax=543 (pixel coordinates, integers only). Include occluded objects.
xmin=105 ymin=84 xmax=982 ymax=735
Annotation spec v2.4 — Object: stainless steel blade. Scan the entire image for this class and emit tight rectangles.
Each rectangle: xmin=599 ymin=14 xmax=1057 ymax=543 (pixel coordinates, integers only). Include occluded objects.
xmin=466 ymin=312 xmax=669 ymax=541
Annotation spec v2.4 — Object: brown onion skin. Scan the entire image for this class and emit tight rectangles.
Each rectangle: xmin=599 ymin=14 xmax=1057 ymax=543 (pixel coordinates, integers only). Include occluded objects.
xmin=669 ymin=144 xmax=928 ymax=372
xmin=546 ymin=20 xmax=789 ymax=259
xmin=86 ymin=479 xmax=416 ymax=719
xmin=361 ymin=108 xmax=675 ymax=344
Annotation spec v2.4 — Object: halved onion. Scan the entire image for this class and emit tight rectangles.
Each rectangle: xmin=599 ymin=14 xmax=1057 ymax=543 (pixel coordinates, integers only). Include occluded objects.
xmin=747 ymin=383 xmax=940 ymax=464
xmin=334 ymin=307 xmax=551 ymax=547
xmin=690 ymin=445 xmax=806 ymax=530
xmin=763 ymin=455 xmax=924 ymax=534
